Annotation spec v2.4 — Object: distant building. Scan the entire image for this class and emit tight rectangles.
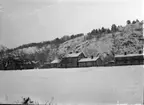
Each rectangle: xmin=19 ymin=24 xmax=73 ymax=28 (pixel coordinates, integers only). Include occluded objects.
xmin=114 ymin=51 xmax=144 ymax=66
xmin=78 ymin=56 xmax=103 ymax=67
xmin=22 ymin=59 xmax=35 ymax=69
xmin=41 ymin=62 xmax=51 ymax=69
xmin=60 ymin=52 xmax=86 ymax=68
xmin=31 ymin=61 xmax=40 ymax=69
xmin=1 ymin=56 xmax=23 ymax=70
xmin=50 ymin=58 xmax=61 ymax=68
xmin=105 ymin=60 xmax=115 ymax=66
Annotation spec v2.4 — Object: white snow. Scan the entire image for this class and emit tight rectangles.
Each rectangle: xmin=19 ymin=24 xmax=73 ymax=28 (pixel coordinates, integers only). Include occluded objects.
xmin=79 ymin=57 xmax=99 ymax=62
xmin=0 ymin=65 xmax=143 ymax=104
xmin=18 ymin=47 xmax=38 ymax=54
xmin=51 ymin=59 xmax=61 ymax=64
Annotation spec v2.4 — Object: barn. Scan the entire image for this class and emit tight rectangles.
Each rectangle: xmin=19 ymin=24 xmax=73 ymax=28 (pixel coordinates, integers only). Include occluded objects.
xmin=23 ymin=60 xmax=35 ymax=69
xmin=105 ymin=60 xmax=115 ymax=66
xmin=41 ymin=62 xmax=51 ymax=69
xmin=1 ymin=56 xmax=23 ymax=70
xmin=50 ymin=58 xmax=61 ymax=68
xmin=60 ymin=52 xmax=86 ymax=68
xmin=78 ymin=56 xmax=103 ymax=67
xmin=114 ymin=52 xmax=144 ymax=66
xmin=3 ymin=56 xmax=17 ymax=70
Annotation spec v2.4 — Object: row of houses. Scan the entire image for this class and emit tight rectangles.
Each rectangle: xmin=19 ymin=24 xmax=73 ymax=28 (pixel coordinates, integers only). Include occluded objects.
xmin=42 ymin=51 xmax=144 ymax=68
xmin=114 ymin=52 xmax=144 ymax=66
xmin=1 ymin=50 xmax=143 ymax=70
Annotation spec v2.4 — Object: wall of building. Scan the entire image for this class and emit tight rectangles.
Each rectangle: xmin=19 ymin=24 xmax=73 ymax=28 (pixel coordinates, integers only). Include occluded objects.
xmin=115 ymin=55 xmax=144 ymax=66
xmin=79 ymin=61 xmax=96 ymax=67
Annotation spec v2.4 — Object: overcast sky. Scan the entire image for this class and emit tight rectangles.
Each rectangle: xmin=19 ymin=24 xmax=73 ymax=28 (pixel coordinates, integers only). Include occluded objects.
xmin=0 ymin=0 xmax=143 ymax=48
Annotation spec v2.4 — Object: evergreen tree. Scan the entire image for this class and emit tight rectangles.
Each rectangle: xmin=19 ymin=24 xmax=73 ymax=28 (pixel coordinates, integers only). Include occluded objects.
xmin=126 ymin=20 xmax=131 ymax=24
xmin=101 ymin=27 xmax=105 ymax=33
xmin=111 ymin=24 xmax=117 ymax=32
xmin=107 ymin=28 xmax=111 ymax=33
xmin=132 ymin=20 xmax=136 ymax=24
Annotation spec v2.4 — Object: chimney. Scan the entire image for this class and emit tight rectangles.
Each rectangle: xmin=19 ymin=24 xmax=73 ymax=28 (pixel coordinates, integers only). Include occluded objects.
xmin=91 ymin=55 xmax=93 ymax=59
xmin=139 ymin=50 xmax=142 ymax=54
xmin=124 ymin=52 xmax=127 ymax=55
xmin=69 ymin=52 xmax=72 ymax=54
xmin=76 ymin=51 xmax=79 ymax=53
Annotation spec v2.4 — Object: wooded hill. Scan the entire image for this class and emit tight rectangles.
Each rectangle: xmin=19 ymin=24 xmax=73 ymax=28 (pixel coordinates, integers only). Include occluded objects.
xmin=0 ymin=19 xmax=143 ymax=65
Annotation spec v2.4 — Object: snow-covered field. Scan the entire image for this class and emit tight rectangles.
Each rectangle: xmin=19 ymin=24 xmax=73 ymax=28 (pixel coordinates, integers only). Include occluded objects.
xmin=0 ymin=65 xmax=143 ymax=105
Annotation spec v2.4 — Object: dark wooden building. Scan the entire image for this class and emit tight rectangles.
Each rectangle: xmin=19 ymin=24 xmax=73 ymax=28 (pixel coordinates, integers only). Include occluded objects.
xmin=41 ymin=62 xmax=51 ymax=69
xmin=60 ymin=52 xmax=86 ymax=68
xmin=41 ymin=58 xmax=61 ymax=69
xmin=114 ymin=52 xmax=144 ymax=66
xmin=0 ymin=56 xmax=36 ymax=70
xmin=31 ymin=61 xmax=40 ymax=69
xmin=1 ymin=56 xmax=23 ymax=70
xmin=105 ymin=60 xmax=115 ymax=66
xmin=50 ymin=58 xmax=61 ymax=68
xmin=22 ymin=59 xmax=35 ymax=69
xmin=78 ymin=56 xmax=103 ymax=67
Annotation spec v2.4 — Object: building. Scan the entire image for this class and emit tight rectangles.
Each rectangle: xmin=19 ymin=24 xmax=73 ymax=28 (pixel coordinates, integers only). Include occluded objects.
xmin=105 ymin=60 xmax=115 ymax=66
xmin=31 ymin=61 xmax=40 ymax=69
xmin=0 ymin=59 xmax=4 ymax=70
xmin=60 ymin=52 xmax=86 ymax=68
xmin=2 ymin=56 xmax=36 ymax=70
xmin=115 ymin=52 xmax=144 ymax=66
xmin=78 ymin=56 xmax=103 ymax=67
xmin=50 ymin=58 xmax=61 ymax=68
xmin=23 ymin=60 xmax=35 ymax=69
xmin=41 ymin=62 xmax=51 ymax=69
xmin=1 ymin=56 xmax=23 ymax=70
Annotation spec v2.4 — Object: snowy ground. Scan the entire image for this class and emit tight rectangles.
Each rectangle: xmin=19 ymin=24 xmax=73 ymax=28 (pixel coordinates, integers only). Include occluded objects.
xmin=0 ymin=65 xmax=143 ymax=105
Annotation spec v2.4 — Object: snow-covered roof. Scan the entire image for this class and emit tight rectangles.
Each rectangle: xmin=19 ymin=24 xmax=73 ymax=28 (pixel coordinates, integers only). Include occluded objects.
xmin=31 ymin=61 xmax=38 ymax=64
xmin=78 ymin=57 xmax=99 ymax=62
xmin=115 ymin=53 xmax=144 ymax=58
xmin=65 ymin=52 xmax=82 ymax=58
xmin=51 ymin=59 xmax=61 ymax=64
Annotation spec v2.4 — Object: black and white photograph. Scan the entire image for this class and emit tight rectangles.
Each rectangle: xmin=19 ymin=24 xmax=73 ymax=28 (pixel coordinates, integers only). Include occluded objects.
xmin=0 ymin=0 xmax=143 ymax=104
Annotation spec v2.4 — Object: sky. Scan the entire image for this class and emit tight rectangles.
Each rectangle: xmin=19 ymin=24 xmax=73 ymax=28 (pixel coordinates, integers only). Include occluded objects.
xmin=0 ymin=0 xmax=143 ymax=48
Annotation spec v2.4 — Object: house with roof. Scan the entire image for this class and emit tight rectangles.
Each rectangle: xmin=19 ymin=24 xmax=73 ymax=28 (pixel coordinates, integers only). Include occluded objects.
xmin=50 ymin=58 xmax=61 ymax=68
xmin=0 ymin=56 xmax=24 ymax=70
xmin=41 ymin=62 xmax=51 ymax=69
xmin=60 ymin=51 xmax=86 ymax=68
xmin=114 ymin=51 xmax=144 ymax=66
xmin=78 ymin=55 xmax=103 ymax=67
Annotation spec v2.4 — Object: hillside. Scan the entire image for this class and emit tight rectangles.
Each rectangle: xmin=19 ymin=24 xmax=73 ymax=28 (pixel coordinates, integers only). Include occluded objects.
xmin=1 ymin=20 xmax=143 ymax=65
xmin=0 ymin=45 xmax=8 ymax=57
xmin=0 ymin=45 xmax=7 ymax=52
xmin=58 ymin=20 xmax=143 ymax=57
